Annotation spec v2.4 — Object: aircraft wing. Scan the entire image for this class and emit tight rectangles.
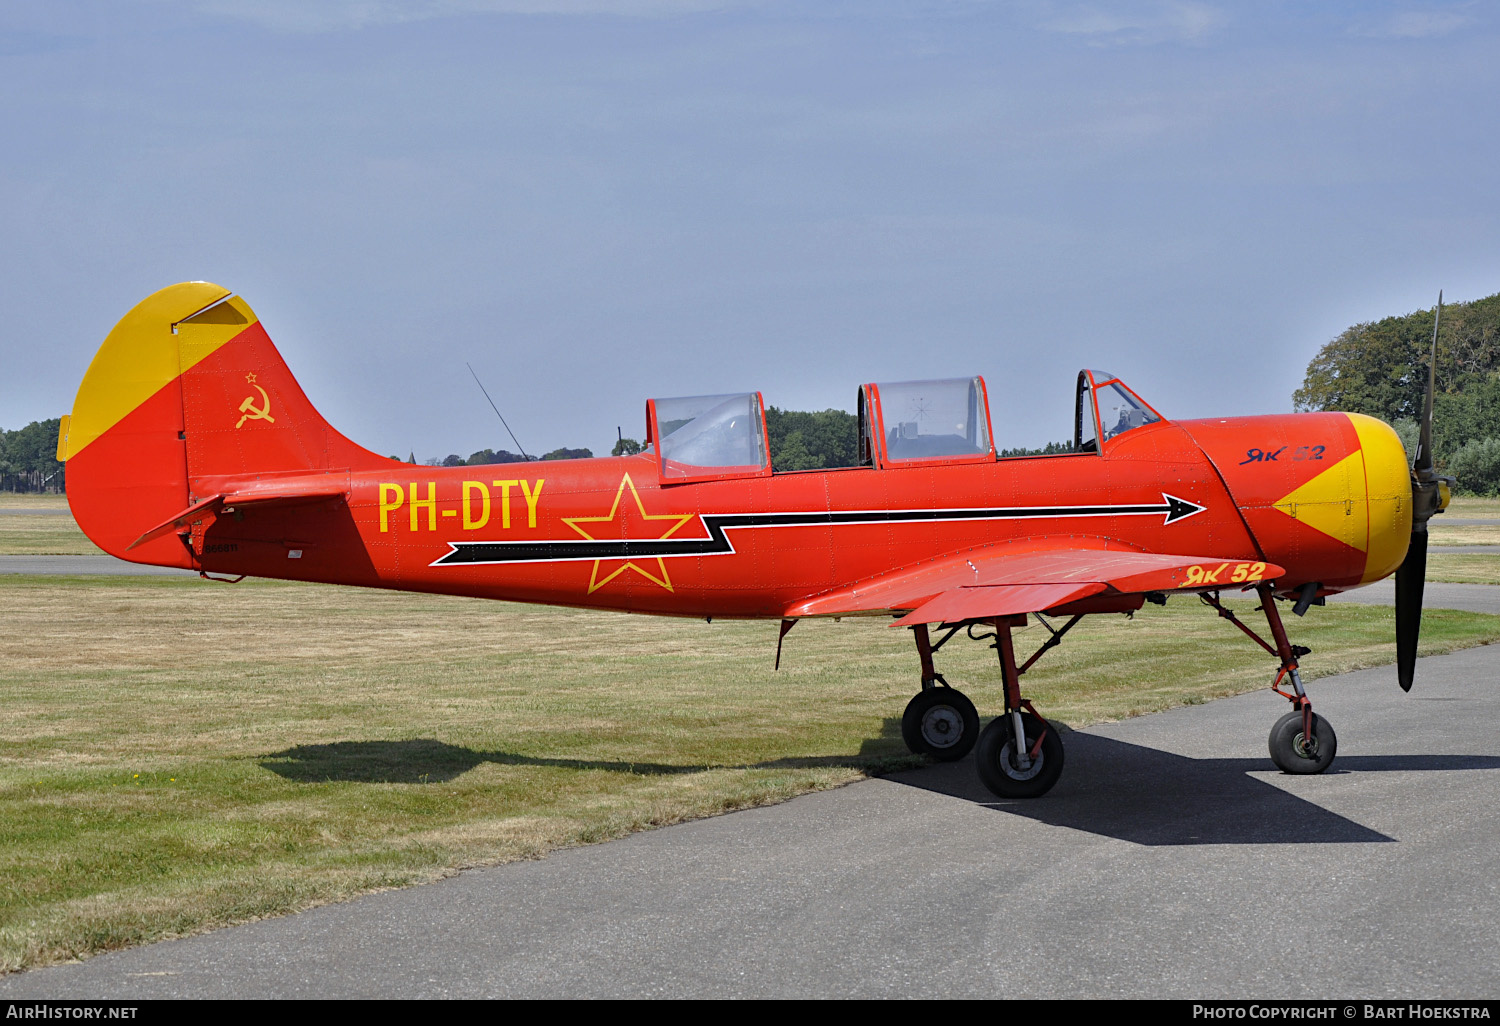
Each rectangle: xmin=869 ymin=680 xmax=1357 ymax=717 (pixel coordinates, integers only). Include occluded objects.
xmin=784 ymin=546 xmax=1285 ymax=625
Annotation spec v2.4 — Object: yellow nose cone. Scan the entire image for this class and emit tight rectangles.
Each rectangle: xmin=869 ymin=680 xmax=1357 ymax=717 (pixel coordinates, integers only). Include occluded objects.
xmin=1348 ymin=413 xmax=1414 ymax=583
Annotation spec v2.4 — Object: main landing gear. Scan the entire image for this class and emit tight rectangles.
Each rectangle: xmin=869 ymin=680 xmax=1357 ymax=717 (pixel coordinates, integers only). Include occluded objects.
xmin=903 ymin=614 xmax=1082 ymax=798
xmin=1202 ymin=581 xmax=1337 ymax=775
xmin=899 ymin=581 xmax=1335 ymax=798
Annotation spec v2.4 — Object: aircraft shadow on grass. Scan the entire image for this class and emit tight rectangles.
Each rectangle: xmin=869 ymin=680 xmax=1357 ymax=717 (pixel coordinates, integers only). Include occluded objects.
xmin=258 ymin=726 xmax=1500 ymax=849
xmin=257 ymin=738 xmax=903 ymax=785
xmin=886 ymin=726 xmax=1500 ymax=846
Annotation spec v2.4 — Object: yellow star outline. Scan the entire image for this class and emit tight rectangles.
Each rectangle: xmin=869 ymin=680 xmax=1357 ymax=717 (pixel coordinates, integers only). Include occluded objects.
xmin=562 ymin=473 xmax=696 ymax=594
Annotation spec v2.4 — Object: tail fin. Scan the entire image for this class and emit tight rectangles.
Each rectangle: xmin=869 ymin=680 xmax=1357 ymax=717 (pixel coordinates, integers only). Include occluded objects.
xmin=61 ymin=282 xmax=384 ymax=564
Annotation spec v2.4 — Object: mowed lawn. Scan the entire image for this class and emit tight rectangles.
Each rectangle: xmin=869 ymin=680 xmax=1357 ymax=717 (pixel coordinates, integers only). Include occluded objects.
xmin=0 ymin=493 xmax=99 ymax=556
xmin=3 ymin=573 xmax=1500 ymax=971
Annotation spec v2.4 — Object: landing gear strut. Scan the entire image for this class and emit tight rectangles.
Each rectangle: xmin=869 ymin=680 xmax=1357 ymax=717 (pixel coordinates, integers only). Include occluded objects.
xmin=972 ymin=615 xmax=1066 ymax=799
xmin=1204 ymin=582 xmax=1337 ymax=775
xmin=900 ymin=623 xmax=979 ymax=761
xmin=903 ymin=615 xmax=1077 ymax=798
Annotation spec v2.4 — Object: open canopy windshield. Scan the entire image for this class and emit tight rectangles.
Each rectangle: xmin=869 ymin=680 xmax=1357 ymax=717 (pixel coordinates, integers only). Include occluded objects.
xmin=649 ymin=392 xmax=770 ymax=482
xmin=1076 ymin=369 xmax=1163 ymax=451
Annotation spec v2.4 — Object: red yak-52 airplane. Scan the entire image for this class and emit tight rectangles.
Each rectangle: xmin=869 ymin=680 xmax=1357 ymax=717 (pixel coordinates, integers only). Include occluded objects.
xmin=58 ymin=282 xmax=1453 ymax=798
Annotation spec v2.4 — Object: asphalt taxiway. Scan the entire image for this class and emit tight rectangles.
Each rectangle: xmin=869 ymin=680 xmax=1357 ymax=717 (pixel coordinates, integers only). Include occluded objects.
xmin=4 ymin=640 xmax=1498 ymax=998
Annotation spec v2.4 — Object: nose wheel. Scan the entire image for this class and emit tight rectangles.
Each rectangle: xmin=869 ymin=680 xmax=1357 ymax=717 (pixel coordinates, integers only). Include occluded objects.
xmin=1205 ymin=583 xmax=1338 ymax=777
xmin=1269 ymin=710 xmax=1337 ymax=774
xmin=901 ymin=687 xmax=980 ymax=761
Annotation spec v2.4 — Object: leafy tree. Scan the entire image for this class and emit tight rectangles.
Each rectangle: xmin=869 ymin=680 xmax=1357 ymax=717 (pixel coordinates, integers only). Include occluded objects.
xmin=998 ymin=441 xmax=1076 ymax=458
xmin=1447 ymin=437 xmax=1500 ymax=496
xmin=1391 ymin=419 xmax=1418 ymax=468
xmin=541 ymin=447 xmax=593 ymax=461
xmin=1293 ymin=291 xmax=1500 ymax=484
xmin=774 ymin=431 xmax=821 ymax=471
xmin=0 ymin=419 xmax=66 ymax=492
xmin=765 ymin=407 xmax=858 ymax=471
xmin=612 ymin=437 xmax=643 ymax=457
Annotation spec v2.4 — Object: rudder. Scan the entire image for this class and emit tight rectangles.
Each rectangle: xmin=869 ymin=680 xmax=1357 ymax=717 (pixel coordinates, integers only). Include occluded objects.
xmin=61 ymin=282 xmax=380 ymax=564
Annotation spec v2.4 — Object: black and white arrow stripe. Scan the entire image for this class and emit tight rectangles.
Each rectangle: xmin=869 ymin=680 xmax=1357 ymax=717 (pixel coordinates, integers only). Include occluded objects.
xmin=430 ymin=493 xmax=1205 ymax=567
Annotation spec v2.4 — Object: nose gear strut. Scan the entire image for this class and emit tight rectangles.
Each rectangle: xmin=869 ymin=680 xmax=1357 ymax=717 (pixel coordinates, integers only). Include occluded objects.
xmin=1202 ymin=581 xmax=1337 ymax=775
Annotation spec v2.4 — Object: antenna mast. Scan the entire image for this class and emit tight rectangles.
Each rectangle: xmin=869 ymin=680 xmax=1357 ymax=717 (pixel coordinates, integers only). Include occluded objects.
xmin=466 ymin=362 xmax=530 ymax=460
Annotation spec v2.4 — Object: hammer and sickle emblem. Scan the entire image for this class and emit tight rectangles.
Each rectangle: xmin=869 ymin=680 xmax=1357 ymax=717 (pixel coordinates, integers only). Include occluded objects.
xmin=235 ymin=372 xmax=276 ymax=429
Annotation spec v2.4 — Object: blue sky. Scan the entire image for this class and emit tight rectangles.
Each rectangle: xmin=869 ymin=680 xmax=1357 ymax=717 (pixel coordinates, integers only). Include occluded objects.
xmin=2 ymin=1 xmax=1496 ymax=458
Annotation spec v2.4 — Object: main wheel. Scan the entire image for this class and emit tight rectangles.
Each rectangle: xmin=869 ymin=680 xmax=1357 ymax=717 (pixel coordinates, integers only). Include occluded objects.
xmin=975 ymin=710 xmax=1064 ymax=799
xmin=1268 ymin=710 xmax=1337 ymax=774
xmin=901 ymin=688 xmax=980 ymax=762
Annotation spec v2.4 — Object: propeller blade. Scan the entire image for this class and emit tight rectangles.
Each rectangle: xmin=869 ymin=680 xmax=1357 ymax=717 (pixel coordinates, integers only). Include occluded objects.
xmin=1414 ymin=291 xmax=1441 ymax=476
xmin=1398 ymin=291 xmax=1445 ymax=692
xmin=1395 ymin=530 xmax=1427 ymax=692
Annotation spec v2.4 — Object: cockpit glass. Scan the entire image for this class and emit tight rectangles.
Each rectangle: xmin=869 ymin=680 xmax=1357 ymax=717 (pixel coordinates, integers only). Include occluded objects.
xmin=876 ymin=377 xmax=991 ymax=461
xmin=1097 ymin=381 xmax=1160 ymax=441
xmin=654 ymin=393 xmax=767 ymax=479
xmin=1077 ymin=379 xmax=1098 ymax=452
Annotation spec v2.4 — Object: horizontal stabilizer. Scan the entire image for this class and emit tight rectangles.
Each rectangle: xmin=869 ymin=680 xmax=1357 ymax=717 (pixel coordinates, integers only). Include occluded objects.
xmin=127 ymin=494 xmax=227 ymax=551
xmin=126 ymin=474 xmax=349 ymax=551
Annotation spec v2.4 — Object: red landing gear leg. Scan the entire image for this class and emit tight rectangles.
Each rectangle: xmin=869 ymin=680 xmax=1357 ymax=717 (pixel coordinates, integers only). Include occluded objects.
xmin=1258 ymin=583 xmax=1337 ymax=774
xmin=899 ymin=623 xmax=980 ymax=762
xmin=974 ymin=615 xmax=1066 ymax=799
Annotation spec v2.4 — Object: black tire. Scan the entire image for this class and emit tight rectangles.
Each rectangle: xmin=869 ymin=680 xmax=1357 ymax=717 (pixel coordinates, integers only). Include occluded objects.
xmin=975 ymin=710 xmax=1064 ymax=799
xmin=901 ymin=688 xmax=980 ymax=762
xmin=1268 ymin=710 xmax=1337 ymax=774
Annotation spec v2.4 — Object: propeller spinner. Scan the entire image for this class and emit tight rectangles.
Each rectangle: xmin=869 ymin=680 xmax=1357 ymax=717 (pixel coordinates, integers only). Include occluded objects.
xmin=1395 ymin=291 xmax=1456 ymax=691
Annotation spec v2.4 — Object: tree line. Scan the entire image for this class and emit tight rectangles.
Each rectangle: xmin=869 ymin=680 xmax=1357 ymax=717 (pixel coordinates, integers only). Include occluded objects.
xmin=1294 ymin=291 xmax=1500 ymax=493
xmin=614 ymin=408 xmax=1073 ymax=471
xmin=0 ymin=418 xmax=65 ymax=492
xmin=421 ymin=447 xmax=594 ymax=467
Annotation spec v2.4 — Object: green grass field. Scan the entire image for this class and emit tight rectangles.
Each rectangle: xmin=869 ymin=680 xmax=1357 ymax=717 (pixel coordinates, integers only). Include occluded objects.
xmin=1424 ymin=554 xmax=1500 ymax=584
xmin=3 ymin=571 xmax=1500 ymax=972
xmin=0 ymin=493 xmax=100 ymax=555
xmin=0 ymin=516 xmax=101 ymax=555
xmin=0 ymin=494 xmax=68 ymax=510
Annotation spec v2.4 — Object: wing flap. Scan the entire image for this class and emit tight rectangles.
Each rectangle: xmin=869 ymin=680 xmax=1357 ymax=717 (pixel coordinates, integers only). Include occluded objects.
xmin=785 ymin=544 xmax=1284 ymax=622
xmin=891 ymin=582 xmax=1107 ymax=627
